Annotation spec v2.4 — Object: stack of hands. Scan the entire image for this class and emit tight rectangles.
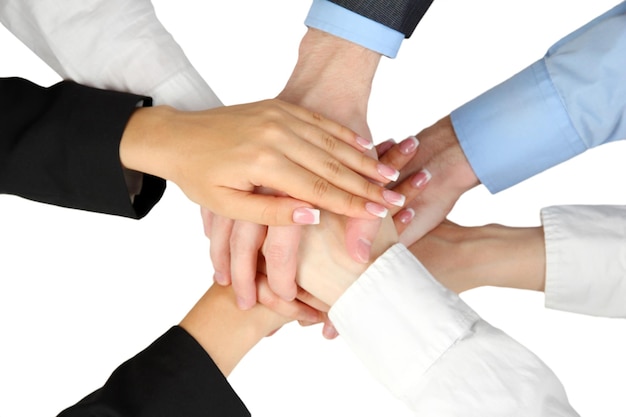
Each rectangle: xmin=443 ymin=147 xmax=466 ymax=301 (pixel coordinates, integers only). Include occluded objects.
xmin=192 ymin=30 xmax=545 ymax=340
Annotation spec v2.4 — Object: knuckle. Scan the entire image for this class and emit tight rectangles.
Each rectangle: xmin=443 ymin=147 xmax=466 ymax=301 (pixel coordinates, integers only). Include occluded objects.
xmin=310 ymin=112 xmax=323 ymax=122
xmin=324 ymin=158 xmax=342 ymax=178
xmin=263 ymin=242 xmax=291 ymax=266
xmin=261 ymin=104 xmax=286 ymax=122
xmin=364 ymin=179 xmax=378 ymax=197
xmin=259 ymin=205 xmax=281 ymax=226
xmin=344 ymin=192 xmax=359 ymax=213
xmin=312 ymin=177 xmax=331 ymax=198
xmin=320 ymin=134 xmax=337 ymax=152
xmin=258 ymin=120 xmax=285 ymax=141
xmin=258 ymin=289 xmax=280 ymax=309
xmin=253 ymin=149 xmax=281 ymax=168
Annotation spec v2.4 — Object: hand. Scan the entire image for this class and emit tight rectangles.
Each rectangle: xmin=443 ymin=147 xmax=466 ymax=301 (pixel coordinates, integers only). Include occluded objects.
xmin=120 ymin=99 xmax=402 ymax=226
xmin=386 ymin=116 xmax=481 ymax=246
xmin=206 ymin=28 xmax=394 ymax=313
xmin=296 ymin=207 xmax=399 ymax=307
xmin=406 ymin=220 xmax=546 ymax=293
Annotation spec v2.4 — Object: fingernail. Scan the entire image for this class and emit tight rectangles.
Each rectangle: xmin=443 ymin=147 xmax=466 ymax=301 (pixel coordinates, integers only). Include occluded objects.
xmin=411 ymin=169 xmax=432 ymax=189
xmin=399 ymin=136 xmax=419 ymax=154
xmin=293 ymin=207 xmax=320 ymax=225
xmin=377 ymin=163 xmax=400 ymax=182
xmin=214 ymin=272 xmax=227 ymax=285
xmin=237 ymin=296 xmax=253 ymax=310
xmin=398 ymin=208 xmax=415 ymax=224
xmin=280 ymin=290 xmax=296 ymax=302
xmin=355 ymin=238 xmax=372 ymax=263
xmin=365 ymin=202 xmax=388 ymax=218
xmin=382 ymin=189 xmax=406 ymax=207
xmin=323 ymin=323 xmax=339 ymax=339
xmin=356 ymin=135 xmax=374 ymax=150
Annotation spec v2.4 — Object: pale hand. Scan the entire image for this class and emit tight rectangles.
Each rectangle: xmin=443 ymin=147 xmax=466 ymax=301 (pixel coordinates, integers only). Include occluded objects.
xmin=120 ymin=99 xmax=399 ymax=226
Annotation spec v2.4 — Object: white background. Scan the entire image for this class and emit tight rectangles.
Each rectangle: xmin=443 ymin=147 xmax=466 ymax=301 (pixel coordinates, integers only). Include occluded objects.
xmin=1 ymin=1 xmax=625 ymax=416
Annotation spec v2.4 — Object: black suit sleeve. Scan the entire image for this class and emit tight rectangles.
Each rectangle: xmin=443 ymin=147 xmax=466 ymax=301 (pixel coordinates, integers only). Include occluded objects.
xmin=328 ymin=0 xmax=434 ymax=37
xmin=0 ymin=77 xmax=165 ymax=219
xmin=58 ymin=326 xmax=250 ymax=417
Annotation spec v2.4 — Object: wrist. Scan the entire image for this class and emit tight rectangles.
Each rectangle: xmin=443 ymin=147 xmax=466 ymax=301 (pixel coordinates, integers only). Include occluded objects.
xmin=445 ymin=224 xmax=546 ymax=292
xmin=407 ymin=222 xmax=545 ymax=294
xmin=119 ymin=105 xmax=179 ymax=180
xmin=476 ymin=224 xmax=546 ymax=292
xmin=180 ymin=285 xmax=285 ymax=376
xmin=278 ymin=28 xmax=380 ymax=132
xmin=297 ymin=216 xmax=397 ymax=306
xmin=413 ymin=116 xmax=479 ymax=194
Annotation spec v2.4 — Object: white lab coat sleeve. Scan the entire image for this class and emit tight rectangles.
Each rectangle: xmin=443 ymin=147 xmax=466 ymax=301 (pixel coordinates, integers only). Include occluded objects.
xmin=0 ymin=0 xmax=221 ymax=111
xmin=330 ymin=243 xmax=578 ymax=416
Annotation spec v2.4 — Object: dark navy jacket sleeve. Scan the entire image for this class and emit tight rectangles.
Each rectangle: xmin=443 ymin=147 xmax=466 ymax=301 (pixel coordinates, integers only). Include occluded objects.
xmin=328 ymin=0 xmax=434 ymax=37
xmin=58 ymin=326 xmax=250 ymax=417
xmin=0 ymin=77 xmax=165 ymax=218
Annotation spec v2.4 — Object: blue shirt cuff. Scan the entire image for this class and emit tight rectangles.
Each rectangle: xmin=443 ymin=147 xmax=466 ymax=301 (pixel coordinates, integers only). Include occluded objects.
xmin=305 ymin=0 xmax=404 ymax=58
xmin=450 ymin=59 xmax=587 ymax=193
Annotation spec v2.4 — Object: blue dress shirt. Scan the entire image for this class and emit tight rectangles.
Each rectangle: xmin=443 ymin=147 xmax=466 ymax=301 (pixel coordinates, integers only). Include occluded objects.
xmin=305 ymin=0 xmax=405 ymax=58
xmin=451 ymin=2 xmax=626 ymax=192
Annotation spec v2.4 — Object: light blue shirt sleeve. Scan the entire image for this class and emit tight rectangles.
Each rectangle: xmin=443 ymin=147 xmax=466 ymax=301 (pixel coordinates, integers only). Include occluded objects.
xmin=305 ymin=0 xmax=405 ymax=58
xmin=451 ymin=2 xmax=626 ymax=193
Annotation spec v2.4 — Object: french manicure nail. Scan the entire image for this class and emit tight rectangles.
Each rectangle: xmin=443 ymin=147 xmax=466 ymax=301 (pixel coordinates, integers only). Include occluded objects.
xmin=293 ymin=207 xmax=320 ymax=225
xmin=377 ymin=163 xmax=400 ymax=182
xmin=365 ymin=202 xmax=388 ymax=218
xmin=398 ymin=208 xmax=415 ymax=224
xmin=399 ymin=136 xmax=419 ymax=154
xmin=411 ymin=169 xmax=432 ymax=189
xmin=356 ymin=238 xmax=371 ymax=263
xmin=382 ymin=189 xmax=406 ymax=207
xmin=356 ymin=135 xmax=374 ymax=150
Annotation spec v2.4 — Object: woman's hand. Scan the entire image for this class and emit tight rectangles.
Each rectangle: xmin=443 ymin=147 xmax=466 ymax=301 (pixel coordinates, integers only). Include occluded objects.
xmin=120 ymin=99 xmax=403 ymax=226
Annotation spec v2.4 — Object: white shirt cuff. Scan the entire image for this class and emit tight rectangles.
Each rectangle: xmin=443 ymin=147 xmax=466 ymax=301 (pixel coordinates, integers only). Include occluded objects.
xmin=329 ymin=243 xmax=479 ymax=397
xmin=542 ymin=205 xmax=626 ymax=318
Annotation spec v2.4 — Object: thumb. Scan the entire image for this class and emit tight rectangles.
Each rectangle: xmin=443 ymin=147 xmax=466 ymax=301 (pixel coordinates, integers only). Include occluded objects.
xmin=344 ymin=217 xmax=382 ymax=264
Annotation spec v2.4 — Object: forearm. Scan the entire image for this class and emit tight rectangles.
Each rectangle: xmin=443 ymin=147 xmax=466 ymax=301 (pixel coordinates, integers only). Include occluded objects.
xmin=407 ymin=221 xmax=546 ymax=294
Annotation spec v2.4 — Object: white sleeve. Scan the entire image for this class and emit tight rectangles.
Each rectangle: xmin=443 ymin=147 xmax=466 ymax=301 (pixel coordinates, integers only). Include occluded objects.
xmin=329 ymin=244 xmax=578 ymax=417
xmin=542 ymin=205 xmax=626 ymax=318
xmin=0 ymin=0 xmax=221 ymax=111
